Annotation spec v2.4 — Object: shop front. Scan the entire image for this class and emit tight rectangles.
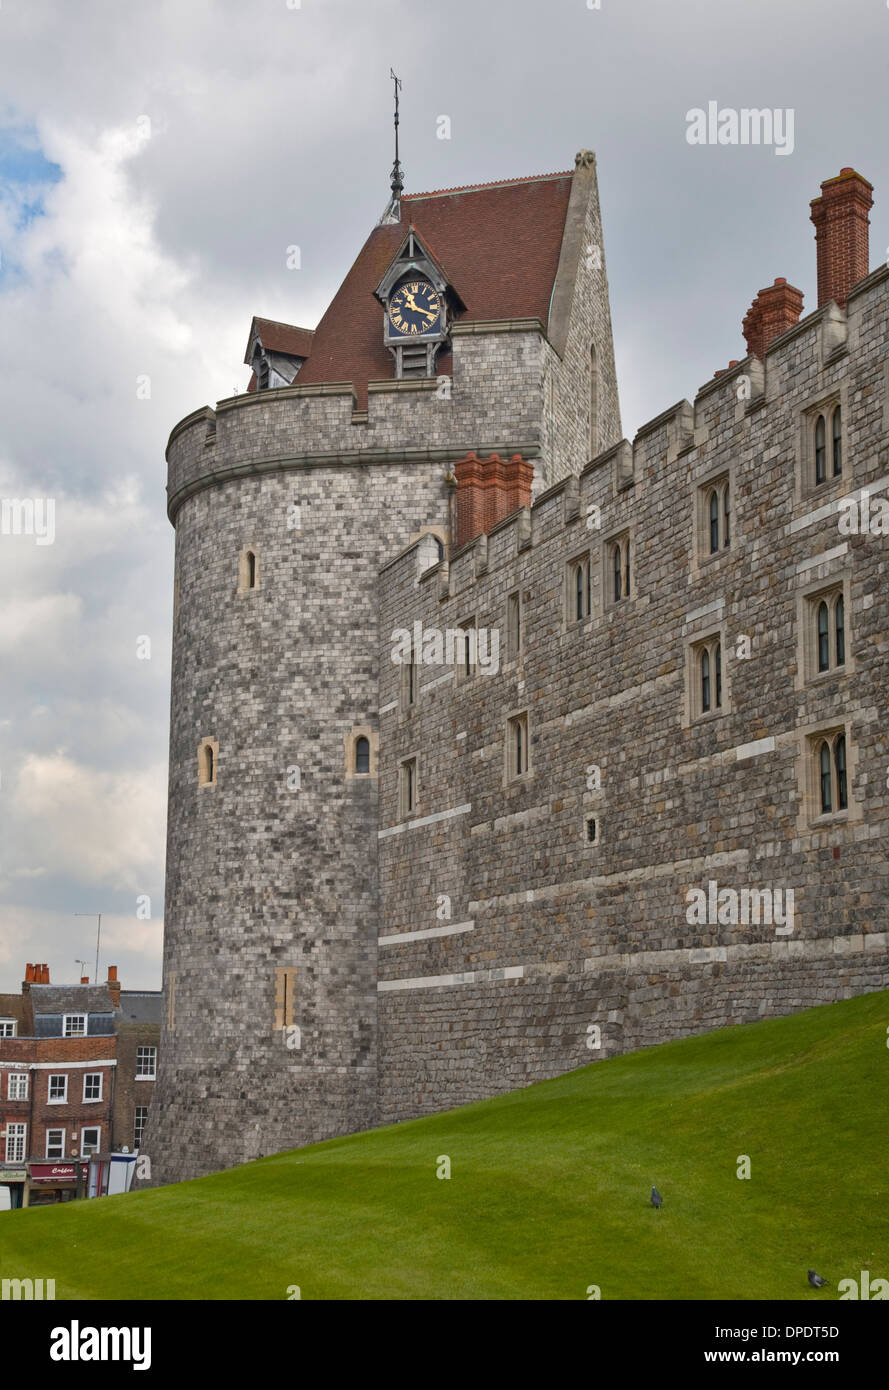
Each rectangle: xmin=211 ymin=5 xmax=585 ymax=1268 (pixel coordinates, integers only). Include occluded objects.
xmin=27 ymin=1161 xmax=82 ymax=1205
xmin=0 ymin=1168 xmax=28 ymax=1209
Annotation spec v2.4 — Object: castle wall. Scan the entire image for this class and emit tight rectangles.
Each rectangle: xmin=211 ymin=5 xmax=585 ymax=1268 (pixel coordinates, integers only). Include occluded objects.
xmin=375 ymin=267 xmax=889 ymax=1122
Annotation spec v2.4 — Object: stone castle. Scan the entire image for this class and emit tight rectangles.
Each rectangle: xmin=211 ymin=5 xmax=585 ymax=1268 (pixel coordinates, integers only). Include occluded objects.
xmin=144 ymin=153 xmax=889 ymax=1184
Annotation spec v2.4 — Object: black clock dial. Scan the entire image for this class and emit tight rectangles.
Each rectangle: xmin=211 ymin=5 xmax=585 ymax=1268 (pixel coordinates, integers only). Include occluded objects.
xmin=388 ymin=280 xmax=442 ymax=337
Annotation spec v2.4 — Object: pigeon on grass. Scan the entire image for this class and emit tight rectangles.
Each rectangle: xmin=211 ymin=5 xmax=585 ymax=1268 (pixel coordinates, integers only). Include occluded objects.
xmin=808 ymin=1270 xmax=829 ymax=1288
xmin=650 ymin=1186 xmax=663 ymax=1209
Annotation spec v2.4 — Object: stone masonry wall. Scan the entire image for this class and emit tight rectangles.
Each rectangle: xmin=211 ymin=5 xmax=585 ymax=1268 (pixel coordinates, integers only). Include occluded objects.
xmin=376 ymin=266 xmax=889 ymax=1122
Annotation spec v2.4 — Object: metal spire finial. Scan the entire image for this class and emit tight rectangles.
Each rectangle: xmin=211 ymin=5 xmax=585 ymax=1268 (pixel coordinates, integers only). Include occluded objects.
xmin=389 ymin=68 xmax=404 ymax=199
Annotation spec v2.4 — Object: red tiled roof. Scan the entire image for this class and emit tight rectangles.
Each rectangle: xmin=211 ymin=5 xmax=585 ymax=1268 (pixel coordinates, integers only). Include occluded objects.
xmin=245 ymin=317 xmax=314 ymax=363
xmin=288 ymin=171 xmax=575 ymax=406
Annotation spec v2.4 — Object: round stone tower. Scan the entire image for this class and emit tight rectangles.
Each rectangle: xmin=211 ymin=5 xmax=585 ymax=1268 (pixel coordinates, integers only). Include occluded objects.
xmin=145 ymin=385 xmax=454 ymax=1183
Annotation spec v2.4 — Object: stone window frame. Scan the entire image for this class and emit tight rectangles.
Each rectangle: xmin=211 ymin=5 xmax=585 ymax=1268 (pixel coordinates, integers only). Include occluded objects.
xmin=795 ymin=383 xmax=849 ymax=504
xmin=602 ymin=527 xmax=633 ymax=609
xmin=274 ymin=967 xmax=298 ymax=1032
xmin=398 ymin=755 xmax=419 ymax=819
xmin=504 ymin=709 xmax=531 ymax=785
xmin=684 ymin=628 xmax=729 ymax=725
xmin=454 ymin=617 xmax=476 ymax=683
xmin=237 ymin=545 xmax=260 ymax=595
xmin=198 ymin=736 xmax=218 ymax=788
xmin=565 ymin=549 xmax=593 ymax=628
xmin=796 ymin=572 xmax=853 ymax=689
xmin=693 ymin=466 xmax=733 ymax=569
xmin=583 ymin=814 xmax=600 ymax=847
xmin=796 ymin=720 xmax=860 ymax=831
xmin=344 ymin=725 xmax=379 ymax=779
xmin=505 ymin=588 xmax=524 ymax=666
xmin=398 ymin=633 xmax=419 ymax=714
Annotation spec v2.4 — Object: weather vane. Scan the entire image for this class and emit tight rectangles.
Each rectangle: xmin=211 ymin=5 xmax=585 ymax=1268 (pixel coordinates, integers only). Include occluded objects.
xmin=389 ymin=68 xmax=404 ymax=201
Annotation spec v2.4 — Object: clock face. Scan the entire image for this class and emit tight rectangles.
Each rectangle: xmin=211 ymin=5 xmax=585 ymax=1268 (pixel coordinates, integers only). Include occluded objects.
xmin=388 ymin=280 xmax=442 ymax=337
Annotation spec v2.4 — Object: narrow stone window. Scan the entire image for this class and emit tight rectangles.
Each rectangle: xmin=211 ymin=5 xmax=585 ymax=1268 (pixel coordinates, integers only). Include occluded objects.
xmin=817 ymin=601 xmax=830 ymax=671
xmin=832 ymin=406 xmax=842 ymax=477
xmin=355 ymin=736 xmax=370 ymax=775
xmin=274 ymin=967 xmax=298 ymax=1030
xmin=399 ymin=757 xmax=417 ymax=817
xmin=198 ymin=737 xmax=218 ymax=787
xmin=806 ymin=584 xmax=847 ymax=679
xmin=238 ymin=546 xmax=260 ymax=594
xmin=589 ymin=343 xmax=598 ymax=458
xmin=400 ymin=634 xmax=417 ymax=710
xmin=605 ymin=532 xmax=631 ymax=605
xmin=835 ymin=595 xmax=845 ymax=665
xmin=507 ymin=712 xmax=530 ymax=781
xmin=569 ymin=556 xmax=591 ymax=624
xmin=456 ymin=619 xmax=476 ymax=681
xmin=835 ymin=734 xmax=848 ymax=810
xmin=690 ymin=634 xmax=725 ymax=721
xmin=584 ymin=815 xmax=599 ymax=845
xmin=507 ymin=590 xmax=522 ymax=661
xmin=819 ymin=739 xmax=832 ymax=814
xmin=697 ymin=474 xmax=730 ymax=560
xmin=815 ymin=414 xmax=826 ymax=485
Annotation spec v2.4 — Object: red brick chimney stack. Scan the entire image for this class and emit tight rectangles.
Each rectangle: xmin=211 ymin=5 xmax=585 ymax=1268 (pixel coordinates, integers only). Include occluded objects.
xmin=810 ymin=168 xmax=874 ymax=309
xmin=106 ymin=964 xmax=121 ymax=1008
xmin=453 ymin=452 xmax=534 ymax=548
xmin=742 ymin=277 xmax=805 ymax=358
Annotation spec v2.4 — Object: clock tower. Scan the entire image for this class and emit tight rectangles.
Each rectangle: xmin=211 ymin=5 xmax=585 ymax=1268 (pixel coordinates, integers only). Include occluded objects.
xmin=375 ymin=227 xmax=458 ymax=378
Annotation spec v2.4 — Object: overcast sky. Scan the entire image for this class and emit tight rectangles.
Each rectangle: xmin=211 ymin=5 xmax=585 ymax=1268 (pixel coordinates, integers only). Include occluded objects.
xmin=0 ymin=0 xmax=886 ymax=991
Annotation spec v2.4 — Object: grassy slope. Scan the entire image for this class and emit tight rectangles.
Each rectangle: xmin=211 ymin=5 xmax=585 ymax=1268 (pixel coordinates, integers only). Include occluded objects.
xmin=1 ymin=990 xmax=887 ymax=1300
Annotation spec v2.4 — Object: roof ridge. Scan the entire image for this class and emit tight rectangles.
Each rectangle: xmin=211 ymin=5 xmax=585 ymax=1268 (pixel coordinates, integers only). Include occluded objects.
xmin=403 ymin=170 xmax=573 ymax=200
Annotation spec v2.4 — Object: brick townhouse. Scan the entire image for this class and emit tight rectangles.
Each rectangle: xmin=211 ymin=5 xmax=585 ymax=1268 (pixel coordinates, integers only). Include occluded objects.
xmin=0 ymin=964 xmax=160 ymax=1207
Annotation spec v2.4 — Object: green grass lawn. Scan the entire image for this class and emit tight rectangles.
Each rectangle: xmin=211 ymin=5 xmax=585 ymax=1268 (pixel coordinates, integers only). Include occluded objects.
xmin=2 ymin=990 xmax=887 ymax=1300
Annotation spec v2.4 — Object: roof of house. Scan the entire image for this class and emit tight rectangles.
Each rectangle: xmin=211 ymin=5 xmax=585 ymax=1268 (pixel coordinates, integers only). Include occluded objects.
xmin=244 ymin=317 xmax=315 ymax=364
xmin=117 ymin=991 xmax=163 ymax=1024
xmin=249 ymin=170 xmax=575 ymax=406
xmin=30 ymin=984 xmax=116 ymax=1015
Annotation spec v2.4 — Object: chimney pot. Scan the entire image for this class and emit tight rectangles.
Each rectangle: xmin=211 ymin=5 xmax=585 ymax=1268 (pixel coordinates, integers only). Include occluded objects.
xmin=107 ymin=965 xmax=118 ymax=982
xmin=80 ymin=976 xmax=90 ymax=985
xmin=25 ymin=963 xmax=35 ymax=983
